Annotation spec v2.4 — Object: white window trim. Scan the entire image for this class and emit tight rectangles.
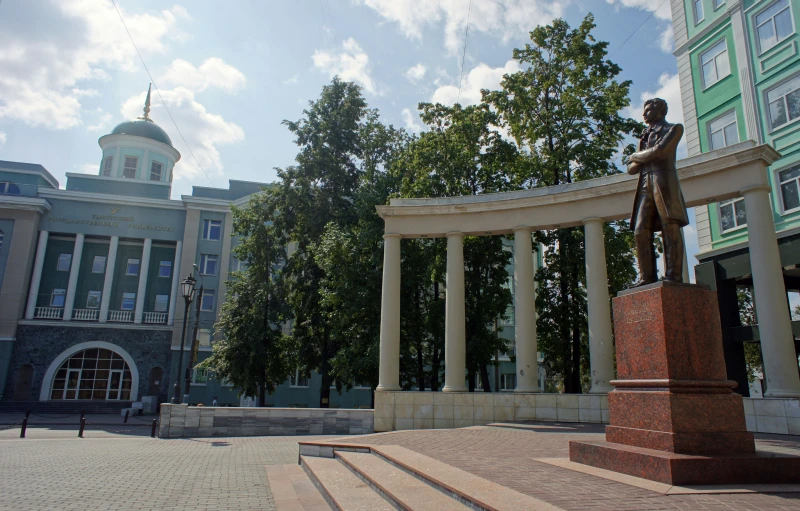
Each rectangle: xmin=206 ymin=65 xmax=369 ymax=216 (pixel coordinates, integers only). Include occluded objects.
xmin=57 ymin=253 xmax=72 ymax=272
xmin=773 ymin=164 xmax=800 ymax=215
xmin=717 ymin=198 xmax=748 ymax=234
xmin=122 ymin=156 xmax=138 ymax=179
xmin=694 ymin=0 xmax=705 ymax=25
xmin=289 ymin=368 xmax=310 ymax=388
xmin=755 ymin=0 xmax=795 ymax=55
xmin=713 ymin=0 xmax=726 ymax=10
xmin=150 ymin=161 xmax=163 ymax=182
xmin=700 ymin=39 xmax=731 ymax=90
xmin=707 ymin=109 xmax=739 ymax=150
xmin=200 ymin=254 xmax=219 ymax=276
xmin=50 ymin=289 xmax=66 ymax=307
xmin=202 ymin=219 xmax=223 ymax=241
xmin=765 ymin=73 xmax=800 ymax=133
xmin=125 ymin=258 xmax=140 ymax=276
xmin=200 ymin=289 xmax=216 ymax=311
xmin=86 ymin=290 xmax=102 ymax=309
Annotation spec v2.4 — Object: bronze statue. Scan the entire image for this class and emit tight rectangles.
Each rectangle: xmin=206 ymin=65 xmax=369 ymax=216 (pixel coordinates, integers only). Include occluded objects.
xmin=628 ymin=98 xmax=688 ymax=286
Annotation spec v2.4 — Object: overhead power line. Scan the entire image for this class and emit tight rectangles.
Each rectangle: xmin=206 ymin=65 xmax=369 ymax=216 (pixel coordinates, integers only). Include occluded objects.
xmin=609 ymin=0 xmax=670 ymax=58
xmin=456 ymin=0 xmax=474 ymax=106
xmin=110 ymin=0 xmax=215 ymax=187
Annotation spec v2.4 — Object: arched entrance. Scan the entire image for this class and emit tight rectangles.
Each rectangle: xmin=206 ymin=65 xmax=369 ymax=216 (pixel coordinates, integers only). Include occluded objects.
xmin=12 ymin=364 xmax=34 ymax=401
xmin=39 ymin=342 xmax=139 ymax=401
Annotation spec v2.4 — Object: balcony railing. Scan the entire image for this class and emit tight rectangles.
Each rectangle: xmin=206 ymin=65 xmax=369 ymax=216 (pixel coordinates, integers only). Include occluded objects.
xmin=143 ymin=311 xmax=167 ymax=324
xmin=72 ymin=309 xmax=99 ymax=321
xmin=108 ymin=310 xmax=133 ymax=323
xmin=34 ymin=307 xmax=63 ymax=320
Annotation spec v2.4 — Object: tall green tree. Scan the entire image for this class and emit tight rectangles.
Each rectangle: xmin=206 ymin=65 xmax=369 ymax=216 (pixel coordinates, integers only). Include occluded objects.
xmin=484 ymin=15 xmax=639 ymax=392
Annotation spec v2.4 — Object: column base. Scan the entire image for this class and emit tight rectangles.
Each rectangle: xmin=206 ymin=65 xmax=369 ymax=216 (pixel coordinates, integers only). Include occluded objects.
xmin=375 ymin=385 xmax=401 ymax=392
xmin=514 ymin=387 xmax=541 ymax=393
xmin=588 ymin=384 xmax=613 ymax=394
xmin=441 ymin=386 xmax=467 ymax=392
xmin=764 ymin=389 xmax=800 ymax=398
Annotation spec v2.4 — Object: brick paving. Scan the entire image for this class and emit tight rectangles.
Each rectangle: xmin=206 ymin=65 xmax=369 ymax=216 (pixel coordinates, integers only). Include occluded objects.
xmin=0 ymin=429 xmax=338 ymax=511
xmin=353 ymin=423 xmax=800 ymax=511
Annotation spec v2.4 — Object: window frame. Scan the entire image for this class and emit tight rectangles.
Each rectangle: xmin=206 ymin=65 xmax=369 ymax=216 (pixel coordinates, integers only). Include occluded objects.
xmin=500 ymin=373 xmax=516 ymax=392
xmin=86 ymin=290 xmax=102 ymax=309
xmin=200 ymin=289 xmax=216 ymax=312
xmin=200 ymin=254 xmax=219 ymax=276
xmin=158 ymin=260 xmax=172 ymax=278
xmin=289 ymin=368 xmax=310 ymax=388
xmin=713 ymin=0 xmax=725 ymax=10
xmin=707 ymin=109 xmax=739 ymax=150
xmin=125 ymin=258 xmax=140 ymax=276
xmin=57 ymin=253 xmax=72 ymax=272
xmin=694 ymin=0 xmax=705 ymax=25
xmin=150 ymin=161 xmax=163 ymax=182
xmin=718 ymin=197 xmax=748 ymax=233
xmin=775 ymin=163 xmax=800 ymax=215
xmin=202 ymin=219 xmax=222 ymax=241
xmin=765 ymin=73 xmax=800 ymax=132
xmin=91 ymin=255 xmax=107 ymax=274
xmin=122 ymin=156 xmax=138 ymax=179
xmin=154 ymin=294 xmax=169 ymax=312
xmin=120 ymin=292 xmax=136 ymax=311
xmin=755 ymin=0 xmax=794 ymax=55
xmin=102 ymin=156 xmax=113 ymax=176
xmin=191 ymin=368 xmax=209 ymax=385
xmin=0 ymin=181 xmax=22 ymax=195
xmin=700 ymin=39 xmax=731 ymax=90
xmin=50 ymin=288 xmax=66 ymax=307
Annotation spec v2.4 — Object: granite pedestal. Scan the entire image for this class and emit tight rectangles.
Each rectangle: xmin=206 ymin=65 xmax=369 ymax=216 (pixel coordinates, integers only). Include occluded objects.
xmin=569 ymin=281 xmax=800 ymax=485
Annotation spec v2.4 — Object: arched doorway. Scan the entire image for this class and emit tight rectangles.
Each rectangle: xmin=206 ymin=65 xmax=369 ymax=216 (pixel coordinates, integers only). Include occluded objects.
xmin=12 ymin=364 xmax=34 ymax=401
xmin=148 ymin=367 xmax=163 ymax=396
xmin=49 ymin=348 xmax=132 ymax=400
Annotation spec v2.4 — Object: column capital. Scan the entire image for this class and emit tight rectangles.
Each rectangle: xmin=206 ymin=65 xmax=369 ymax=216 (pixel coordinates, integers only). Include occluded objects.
xmin=512 ymin=225 xmax=532 ymax=233
xmin=383 ymin=233 xmax=403 ymax=240
xmin=740 ymin=184 xmax=772 ymax=196
xmin=582 ymin=217 xmax=605 ymax=226
xmin=445 ymin=231 xmax=464 ymax=238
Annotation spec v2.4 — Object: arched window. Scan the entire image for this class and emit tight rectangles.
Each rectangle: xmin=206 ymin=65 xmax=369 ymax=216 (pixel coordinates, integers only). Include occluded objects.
xmin=0 ymin=182 xmax=21 ymax=195
xmin=50 ymin=348 xmax=132 ymax=400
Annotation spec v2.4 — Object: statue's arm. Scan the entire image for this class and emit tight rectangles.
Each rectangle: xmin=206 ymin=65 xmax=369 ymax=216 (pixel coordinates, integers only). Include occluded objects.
xmin=629 ymin=124 xmax=684 ymax=165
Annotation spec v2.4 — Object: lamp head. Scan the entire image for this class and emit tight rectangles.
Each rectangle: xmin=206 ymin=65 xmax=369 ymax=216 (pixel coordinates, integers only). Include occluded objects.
xmin=181 ymin=274 xmax=196 ymax=302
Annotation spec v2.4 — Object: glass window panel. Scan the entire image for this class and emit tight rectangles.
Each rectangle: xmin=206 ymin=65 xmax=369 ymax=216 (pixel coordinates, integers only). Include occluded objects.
xmin=776 ymin=8 xmax=794 ymax=41
xmin=694 ymin=0 xmax=704 ymax=22
xmin=126 ymin=258 xmax=140 ymax=276
xmin=710 ymin=130 xmax=725 ymax=150
xmin=57 ymin=253 xmax=72 ymax=271
xmin=56 ymin=368 xmax=67 ymax=379
xmin=86 ymin=291 xmax=101 ymax=309
xmin=770 ymin=99 xmax=788 ymax=129
xmin=68 ymin=358 xmax=82 ymax=368
xmin=723 ymin=123 xmax=739 ymax=145
xmin=159 ymin=260 xmax=171 ymax=278
xmin=121 ymin=390 xmax=131 ymax=400
xmin=759 ymin=20 xmax=778 ymax=51
xmin=111 ymin=359 xmax=124 ymax=369
xmin=123 ymin=157 xmax=137 ymax=179
xmin=720 ymin=203 xmax=735 ymax=231
xmin=788 ymin=89 xmax=800 ymax=121
xmin=150 ymin=161 xmax=163 ymax=181
xmin=734 ymin=200 xmax=747 ymax=226
xmin=121 ymin=292 xmax=136 ymax=310
xmin=51 ymin=289 xmax=66 ymax=307
xmin=713 ymin=0 xmax=724 ymax=8
xmin=52 ymin=379 xmax=65 ymax=390
xmin=51 ymin=389 xmax=63 ymax=400
xmin=154 ymin=295 xmax=169 ymax=312
xmin=716 ymin=50 xmax=731 ymax=79
xmin=781 ymin=167 xmax=800 ymax=182
xmin=201 ymin=289 xmax=216 ymax=311
xmin=702 ymin=62 xmax=717 ymax=87
xmin=92 ymin=256 xmax=106 ymax=273
xmin=758 ymin=0 xmax=788 ymax=24
xmin=782 ymin=182 xmax=800 ymax=210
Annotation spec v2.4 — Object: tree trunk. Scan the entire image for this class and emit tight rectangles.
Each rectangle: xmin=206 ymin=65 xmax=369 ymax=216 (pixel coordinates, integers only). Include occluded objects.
xmin=319 ymin=332 xmax=332 ymax=408
xmin=480 ymin=364 xmax=492 ymax=392
xmin=467 ymin=369 xmax=475 ymax=392
xmin=259 ymin=369 xmax=267 ymax=407
xmin=557 ymin=229 xmax=575 ymax=393
xmin=570 ymin=322 xmax=582 ymax=393
xmin=416 ymin=290 xmax=425 ymax=391
xmin=431 ymin=346 xmax=441 ymax=392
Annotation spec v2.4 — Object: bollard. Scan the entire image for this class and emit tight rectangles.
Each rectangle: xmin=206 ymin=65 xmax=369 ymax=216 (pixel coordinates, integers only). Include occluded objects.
xmin=20 ymin=418 xmax=27 ymax=439
xmin=151 ymin=419 xmax=157 ymax=438
xmin=80 ymin=409 xmax=85 ymax=421
xmin=25 ymin=410 xmax=31 ymax=420
xmin=78 ymin=417 xmax=86 ymax=438
xmin=124 ymin=410 xmax=129 ymax=423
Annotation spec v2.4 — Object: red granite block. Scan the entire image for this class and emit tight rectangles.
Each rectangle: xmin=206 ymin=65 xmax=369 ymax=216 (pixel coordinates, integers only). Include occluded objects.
xmin=569 ymin=440 xmax=800 ymax=486
xmin=605 ymin=426 xmax=755 ymax=455
xmin=613 ymin=282 xmax=727 ymax=382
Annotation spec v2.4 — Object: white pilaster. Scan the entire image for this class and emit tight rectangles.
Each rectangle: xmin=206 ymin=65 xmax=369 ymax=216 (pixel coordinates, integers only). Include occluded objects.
xmin=583 ymin=218 xmax=615 ymax=394
xmin=62 ymin=233 xmax=85 ymax=321
xmin=134 ymin=238 xmax=152 ymax=324
xmin=167 ymin=241 xmax=183 ymax=326
xmin=443 ymin=232 xmax=467 ymax=392
xmin=377 ymin=234 xmax=402 ymax=391
xmin=25 ymin=230 xmax=49 ymax=319
xmin=513 ymin=227 xmax=540 ymax=392
xmin=99 ymin=236 xmax=119 ymax=323
xmin=741 ymin=186 xmax=800 ymax=397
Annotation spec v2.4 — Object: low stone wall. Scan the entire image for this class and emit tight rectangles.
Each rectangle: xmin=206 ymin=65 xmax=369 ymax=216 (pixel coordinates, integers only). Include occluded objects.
xmin=158 ymin=404 xmax=374 ymax=438
xmin=374 ymin=391 xmax=800 ymax=435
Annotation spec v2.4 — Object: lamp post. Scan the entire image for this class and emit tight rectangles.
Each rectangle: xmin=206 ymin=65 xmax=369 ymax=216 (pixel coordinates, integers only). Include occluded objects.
xmin=172 ymin=275 xmax=196 ymax=404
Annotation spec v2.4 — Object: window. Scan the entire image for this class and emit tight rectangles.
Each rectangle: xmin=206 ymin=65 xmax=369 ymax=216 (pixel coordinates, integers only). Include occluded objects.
xmin=0 ymin=181 xmax=21 ymax=195
xmin=122 ymin=157 xmax=138 ymax=178
xmin=713 ymin=0 xmax=725 ymax=9
xmin=719 ymin=198 xmax=747 ymax=231
xmin=290 ymin=368 xmax=309 ymax=388
xmin=154 ymin=294 xmax=169 ymax=312
xmin=192 ymin=368 xmax=209 ymax=385
xmin=708 ymin=111 xmax=739 ymax=149
xmin=158 ymin=260 xmax=172 ymax=278
xmin=200 ymin=289 xmax=215 ymax=311
xmin=86 ymin=291 xmax=102 ymax=309
xmin=701 ymin=40 xmax=731 ymax=88
xmin=50 ymin=348 xmax=132 ymax=400
xmin=126 ymin=258 xmax=140 ymax=276
xmin=757 ymin=0 xmax=793 ymax=53
xmin=694 ymin=0 xmax=704 ymax=24
xmin=231 ymin=256 xmax=247 ymax=273
xmin=150 ymin=161 xmax=163 ymax=181
xmin=57 ymin=253 xmax=72 ymax=271
xmin=121 ymin=292 xmax=136 ymax=310
xmin=767 ymin=75 xmax=800 ymax=131
xmin=50 ymin=289 xmax=66 ymax=307
xmin=91 ymin=255 xmax=107 ymax=274
xmin=102 ymin=156 xmax=113 ymax=176
xmin=202 ymin=219 xmax=222 ymax=240
xmin=200 ymin=254 xmax=219 ymax=275
xmin=778 ymin=165 xmax=800 ymax=212
xmin=500 ymin=373 xmax=516 ymax=391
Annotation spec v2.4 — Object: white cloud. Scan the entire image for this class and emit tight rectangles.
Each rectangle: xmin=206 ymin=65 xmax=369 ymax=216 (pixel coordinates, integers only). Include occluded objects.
xmin=431 ymin=60 xmax=520 ymax=106
xmin=659 ymin=26 xmax=674 ymax=53
xmin=0 ymin=131 xmax=6 ymax=147
xmin=0 ymin=1 xmax=187 ymax=130
xmin=283 ymin=74 xmax=299 ymax=85
xmin=356 ymin=0 xmax=568 ymax=55
xmin=121 ymin=87 xmax=245 ymax=182
xmin=630 ymin=73 xmax=687 ymax=157
xmin=605 ymin=0 xmax=671 ymax=20
xmin=404 ymin=63 xmax=427 ymax=84
xmin=402 ymin=108 xmax=424 ymax=133
xmin=87 ymin=108 xmax=113 ymax=132
xmin=161 ymin=57 xmax=247 ymax=93
xmin=312 ymin=38 xmax=379 ymax=95
xmin=75 ymin=163 xmax=97 ymax=174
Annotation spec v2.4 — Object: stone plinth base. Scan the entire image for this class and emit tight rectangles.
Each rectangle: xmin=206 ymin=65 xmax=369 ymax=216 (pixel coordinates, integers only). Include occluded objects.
xmin=570 ymin=440 xmax=800 ymax=485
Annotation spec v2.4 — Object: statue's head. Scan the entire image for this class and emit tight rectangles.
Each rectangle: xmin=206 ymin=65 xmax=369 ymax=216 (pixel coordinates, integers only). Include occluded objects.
xmin=643 ymin=98 xmax=668 ymax=123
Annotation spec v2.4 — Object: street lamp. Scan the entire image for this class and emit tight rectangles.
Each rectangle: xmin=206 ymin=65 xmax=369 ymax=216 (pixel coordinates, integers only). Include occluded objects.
xmin=171 ymin=275 xmax=196 ymax=404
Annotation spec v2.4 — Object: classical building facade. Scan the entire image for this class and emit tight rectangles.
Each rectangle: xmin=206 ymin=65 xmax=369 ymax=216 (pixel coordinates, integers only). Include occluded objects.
xmin=670 ymin=0 xmax=800 ymax=395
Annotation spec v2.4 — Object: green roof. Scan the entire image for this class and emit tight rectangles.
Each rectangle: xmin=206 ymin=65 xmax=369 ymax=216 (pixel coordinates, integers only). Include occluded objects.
xmin=110 ymin=120 xmax=173 ymax=147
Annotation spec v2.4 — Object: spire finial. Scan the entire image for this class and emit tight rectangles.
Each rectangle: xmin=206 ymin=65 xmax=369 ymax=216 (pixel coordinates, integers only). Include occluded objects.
xmin=142 ymin=83 xmax=152 ymax=121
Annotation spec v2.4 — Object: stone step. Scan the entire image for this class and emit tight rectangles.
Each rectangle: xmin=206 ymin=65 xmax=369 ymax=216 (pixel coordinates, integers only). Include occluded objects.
xmin=301 ymin=455 xmax=394 ymax=511
xmin=266 ymin=464 xmax=332 ymax=511
xmin=335 ymin=450 xmax=470 ymax=511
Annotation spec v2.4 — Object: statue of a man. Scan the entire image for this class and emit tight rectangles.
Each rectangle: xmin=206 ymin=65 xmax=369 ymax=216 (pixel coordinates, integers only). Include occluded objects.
xmin=628 ymin=98 xmax=688 ymax=286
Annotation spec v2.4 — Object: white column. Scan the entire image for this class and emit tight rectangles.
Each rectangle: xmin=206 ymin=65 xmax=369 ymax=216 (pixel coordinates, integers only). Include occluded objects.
xmin=742 ymin=186 xmax=800 ymax=397
xmin=25 ymin=230 xmax=49 ymax=319
xmin=583 ymin=218 xmax=615 ymax=394
xmin=167 ymin=241 xmax=183 ymax=326
xmin=443 ymin=232 xmax=467 ymax=392
xmin=513 ymin=227 xmax=540 ymax=392
xmin=134 ymin=238 xmax=152 ymax=324
xmin=62 ymin=233 xmax=85 ymax=321
xmin=377 ymin=234 xmax=402 ymax=391
xmin=99 ymin=236 xmax=119 ymax=323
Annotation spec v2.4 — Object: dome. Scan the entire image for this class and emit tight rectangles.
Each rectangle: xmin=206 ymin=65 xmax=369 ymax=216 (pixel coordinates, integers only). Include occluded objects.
xmin=110 ymin=120 xmax=173 ymax=147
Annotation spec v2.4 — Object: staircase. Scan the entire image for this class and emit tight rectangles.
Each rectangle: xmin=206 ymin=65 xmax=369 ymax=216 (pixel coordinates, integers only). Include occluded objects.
xmin=282 ymin=441 xmax=561 ymax=511
xmin=0 ymin=401 xmax=134 ymax=415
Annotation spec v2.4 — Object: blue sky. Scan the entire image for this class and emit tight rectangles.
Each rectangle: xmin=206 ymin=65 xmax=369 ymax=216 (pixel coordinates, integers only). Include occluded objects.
xmin=0 ymin=0 xmax=698 ymax=275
